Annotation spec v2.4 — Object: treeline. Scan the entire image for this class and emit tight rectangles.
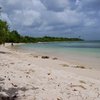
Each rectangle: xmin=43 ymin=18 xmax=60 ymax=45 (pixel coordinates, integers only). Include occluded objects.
xmin=0 ymin=19 xmax=83 ymax=44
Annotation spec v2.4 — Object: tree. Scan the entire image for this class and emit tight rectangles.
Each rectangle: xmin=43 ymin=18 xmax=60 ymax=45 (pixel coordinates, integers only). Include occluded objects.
xmin=8 ymin=30 xmax=21 ymax=43
xmin=0 ymin=20 xmax=9 ymax=44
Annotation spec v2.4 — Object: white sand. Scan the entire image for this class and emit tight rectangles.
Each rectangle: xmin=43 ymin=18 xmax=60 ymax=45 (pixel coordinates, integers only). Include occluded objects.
xmin=0 ymin=44 xmax=100 ymax=100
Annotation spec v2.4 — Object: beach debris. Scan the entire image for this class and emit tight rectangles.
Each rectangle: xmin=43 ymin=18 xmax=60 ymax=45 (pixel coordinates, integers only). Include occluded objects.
xmin=28 ymin=64 xmax=31 ymax=66
xmin=61 ymin=64 xmax=69 ymax=67
xmin=79 ymin=80 xmax=86 ymax=84
xmin=47 ymin=73 xmax=51 ymax=75
xmin=61 ymin=64 xmax=86 ymax=69
xmin=0 ymin=51 xmax=11 ymax=54
xmin=52 ymin=57 xmax=58 ymax=60
xmin=26 ymin=72 xmax=30 ymax=74
xmin=10 ymin=63 xmax=14 ymax=65
xmin=42 ymin=88 xmax=45 ymax=91
xmin=73 ymin=89 xmax=77 ymax=91
xmin=31 ymin=86 xmax=39 ymax=90
xmin=70 ymin=84 xmax=86 ymax=90
xmin=0 ymin=51 xmax=7 ymax=54
xmin=8 ymin=78 xmax=10 ymax=81
xmin=25 ymin=69 xmax=35 ymax=75
xmin=11 ymin=83 xmax=17 ymax=87
xmin=74 ymin=65 xmax=85 ymax=69
xmin=19 ymin=87 xmax=28 ymax=92
xmin=57 ymin=98 xmax=60 ymax=100
xmin=41 ymin=56 xmax=49 ymax=59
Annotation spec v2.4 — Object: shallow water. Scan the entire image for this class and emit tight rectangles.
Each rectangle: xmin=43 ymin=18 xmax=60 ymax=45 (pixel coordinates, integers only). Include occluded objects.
xmin=14 ymin=41 xmax=100 ymax=69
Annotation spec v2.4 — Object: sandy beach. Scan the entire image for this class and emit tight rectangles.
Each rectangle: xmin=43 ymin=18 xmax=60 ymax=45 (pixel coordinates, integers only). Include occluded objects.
xmin=0 ymin=44 xmax=100 ymax=100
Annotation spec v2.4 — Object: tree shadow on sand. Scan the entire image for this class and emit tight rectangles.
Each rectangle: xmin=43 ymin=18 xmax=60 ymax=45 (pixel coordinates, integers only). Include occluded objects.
xmin=0 ymin=86 xmax=28 ymax=100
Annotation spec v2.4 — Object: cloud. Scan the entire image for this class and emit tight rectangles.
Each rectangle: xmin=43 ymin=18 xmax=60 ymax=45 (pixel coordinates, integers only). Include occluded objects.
xmin=0 ymin=0 xmax=100 ymax=40
xmin=1 ymin=13 xmax=11 ymax=24
xmin=11 ymin=10 xmax=41 ymax=27
xmin=79 ymin=0 xmax=100 ymax=11
xmin=40 ymin=0 xmax=69 ymax=12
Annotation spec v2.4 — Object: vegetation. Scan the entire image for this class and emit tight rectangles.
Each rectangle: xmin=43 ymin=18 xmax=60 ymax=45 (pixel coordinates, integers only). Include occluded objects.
xmin=0 ymin=20 xmax=9 ymax=44
xmin=0 ymin=19 xmax=83 ymax=44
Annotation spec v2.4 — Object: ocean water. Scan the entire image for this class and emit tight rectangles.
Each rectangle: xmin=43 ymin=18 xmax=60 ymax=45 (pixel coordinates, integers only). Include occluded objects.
xmin=14 ymin=41 xmax=100 ymax=69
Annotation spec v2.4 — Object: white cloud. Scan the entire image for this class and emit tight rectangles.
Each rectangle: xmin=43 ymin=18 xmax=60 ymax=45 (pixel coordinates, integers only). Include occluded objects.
xmin=12 ymin=10 xmax=41 ymax=26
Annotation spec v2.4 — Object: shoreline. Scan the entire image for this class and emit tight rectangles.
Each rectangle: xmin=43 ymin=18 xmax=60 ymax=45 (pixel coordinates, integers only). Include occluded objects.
xmin=9 ymin=43 xmax=100 ymax=70
xmin=2 ymin=43 xmax=100 ymax=79
xmin=0 ymin=43 xmax=100 ymax=100
xmin=4 ymin=43 xmax=100 ymax=77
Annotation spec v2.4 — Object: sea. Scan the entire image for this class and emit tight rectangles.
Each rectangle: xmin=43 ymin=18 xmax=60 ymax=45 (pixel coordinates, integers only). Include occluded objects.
xmin=14 ymin=41 xmax=100 ymax=69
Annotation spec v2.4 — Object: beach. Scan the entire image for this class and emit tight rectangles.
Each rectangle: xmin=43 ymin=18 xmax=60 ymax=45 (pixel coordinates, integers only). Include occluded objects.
xmin=0 ymin=44 xmax=100 ymax=100
xmin=13 ymin=41 xmax=100 ymax=70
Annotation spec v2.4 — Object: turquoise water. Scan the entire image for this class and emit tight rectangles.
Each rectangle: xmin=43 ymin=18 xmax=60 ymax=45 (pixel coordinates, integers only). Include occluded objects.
xmin=16 ymin=41 xmax=100 ymax=57
xmin=15 ymin=41 xmax=100 ymax=69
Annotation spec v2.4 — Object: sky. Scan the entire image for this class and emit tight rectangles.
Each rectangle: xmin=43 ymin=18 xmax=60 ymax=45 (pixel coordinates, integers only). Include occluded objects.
xmin=0 ymin=0 xmax=100 ymax=40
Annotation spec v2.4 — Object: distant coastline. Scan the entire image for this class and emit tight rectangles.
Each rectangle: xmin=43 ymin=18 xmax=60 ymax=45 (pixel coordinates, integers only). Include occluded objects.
xmin=0 ymin=19 xmax=83 ymax=45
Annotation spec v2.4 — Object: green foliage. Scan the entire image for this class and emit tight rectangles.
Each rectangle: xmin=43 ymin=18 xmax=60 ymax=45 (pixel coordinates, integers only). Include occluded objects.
xmin=7 ymin=30 xmax=21 ymax=43
xmin=0 ymin=19 xmax=83 ymax=44
xmin=0 ymin=20 xmax=9 ymax=44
